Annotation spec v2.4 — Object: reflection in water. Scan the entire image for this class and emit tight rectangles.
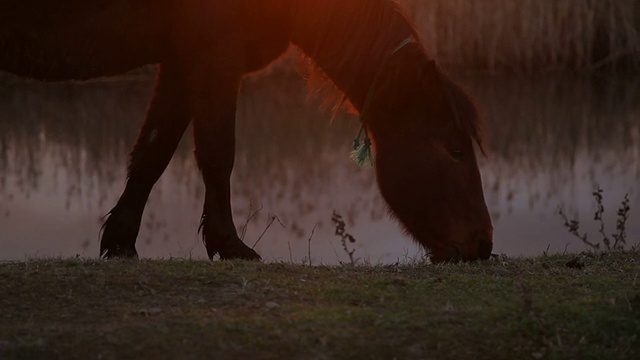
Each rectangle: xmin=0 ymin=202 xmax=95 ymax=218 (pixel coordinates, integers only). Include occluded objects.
xmin=469 ymin=75 xmax=640 ymax=256
xmin=0 ymin=68 xmax=638 ymax=263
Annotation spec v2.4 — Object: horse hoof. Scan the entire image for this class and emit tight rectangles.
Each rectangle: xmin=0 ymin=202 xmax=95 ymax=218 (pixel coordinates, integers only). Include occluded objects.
xmin=212 ymin=239 xmax=262 ymax=261
xmin=219 ymin=246 xmax=261 ymax=261
xmin=101 ymin=247 xmax=139 ymax=259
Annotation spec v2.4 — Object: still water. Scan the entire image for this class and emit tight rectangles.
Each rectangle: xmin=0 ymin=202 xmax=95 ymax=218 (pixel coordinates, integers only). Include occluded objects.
xmin=1 ymin=67 xmax=639 ymax=263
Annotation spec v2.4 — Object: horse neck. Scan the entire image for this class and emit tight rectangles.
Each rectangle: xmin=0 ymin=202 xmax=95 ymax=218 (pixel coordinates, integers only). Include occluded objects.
xmin=289 ymin=0 xmax=418 ymax=111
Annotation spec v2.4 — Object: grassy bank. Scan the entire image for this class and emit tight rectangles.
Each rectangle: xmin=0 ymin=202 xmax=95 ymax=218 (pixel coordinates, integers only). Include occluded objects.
xmin=1 ymin=251 xmax=639 ymax=359
xmin=401 ymin=0 xmax=640 ymax=73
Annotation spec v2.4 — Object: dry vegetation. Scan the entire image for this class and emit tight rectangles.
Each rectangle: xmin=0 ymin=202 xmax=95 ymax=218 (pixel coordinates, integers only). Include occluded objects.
xmin=401 ymin=0 xmax=640 ymax=73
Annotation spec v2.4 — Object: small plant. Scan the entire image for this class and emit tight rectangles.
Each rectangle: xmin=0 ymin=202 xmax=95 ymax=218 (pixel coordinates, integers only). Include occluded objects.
xmin=612 ymin=194 xmax=631 ymax=249
xmin=331 ymin=211 xmax=358 ymax=265
xmin=558 ymin=186 xmax=630 ymax=251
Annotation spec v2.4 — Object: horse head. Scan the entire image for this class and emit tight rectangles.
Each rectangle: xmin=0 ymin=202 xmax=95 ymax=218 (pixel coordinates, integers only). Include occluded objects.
xmin=365 ymin=44 xmax=493 ymax=262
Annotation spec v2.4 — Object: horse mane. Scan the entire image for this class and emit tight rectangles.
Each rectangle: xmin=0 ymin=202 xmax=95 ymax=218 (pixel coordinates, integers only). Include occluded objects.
xmin=291 ymin=0 xmax=418 ymax=106
xmin=290 ymin=0 xmax=485 ymax=151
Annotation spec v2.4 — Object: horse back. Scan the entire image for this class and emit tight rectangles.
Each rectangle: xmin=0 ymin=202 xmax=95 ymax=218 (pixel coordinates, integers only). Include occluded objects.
xmin=1 ymin=0 xmax=293 ymax=81
xmin=0 ymin=0 xmax=173 ymax=80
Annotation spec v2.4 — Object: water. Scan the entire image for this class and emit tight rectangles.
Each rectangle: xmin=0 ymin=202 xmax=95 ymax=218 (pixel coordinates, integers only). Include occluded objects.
xmin=1 ymin=67 xmax=639 ymax=263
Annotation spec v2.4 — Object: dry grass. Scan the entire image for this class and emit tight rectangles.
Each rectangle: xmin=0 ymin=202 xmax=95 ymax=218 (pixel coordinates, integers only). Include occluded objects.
xmin=401 ymin=0 xmax=640 ymax=73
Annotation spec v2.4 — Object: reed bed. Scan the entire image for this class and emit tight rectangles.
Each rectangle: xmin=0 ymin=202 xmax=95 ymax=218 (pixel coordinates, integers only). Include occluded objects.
xmin=401 ymin=0 xmax=640 ymax=73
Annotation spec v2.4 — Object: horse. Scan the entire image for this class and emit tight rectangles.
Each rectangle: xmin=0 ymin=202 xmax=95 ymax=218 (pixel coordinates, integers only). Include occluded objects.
xmin=0 ymin=0 xmax=493 ymax=263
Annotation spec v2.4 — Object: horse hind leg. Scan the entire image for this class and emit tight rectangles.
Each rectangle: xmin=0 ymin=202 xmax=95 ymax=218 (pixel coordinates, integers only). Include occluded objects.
xmin=100 ymin=65 xmax=191 ymax=258
xmin=191 ymin=77 xmax=260 ymax=261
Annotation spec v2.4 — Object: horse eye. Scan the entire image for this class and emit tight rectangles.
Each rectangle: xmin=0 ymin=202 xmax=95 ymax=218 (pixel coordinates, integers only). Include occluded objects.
xmin=449 ymin=148 xmax=465 ymax=160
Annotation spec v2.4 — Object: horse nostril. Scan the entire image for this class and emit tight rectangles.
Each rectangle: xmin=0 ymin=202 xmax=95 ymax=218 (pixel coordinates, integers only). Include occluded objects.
xmin=477 ymin=237 xmax=493 ymax=259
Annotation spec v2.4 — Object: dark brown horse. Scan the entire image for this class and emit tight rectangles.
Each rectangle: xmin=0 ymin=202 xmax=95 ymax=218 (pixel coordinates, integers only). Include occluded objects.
xmin=0 ymin=0 xmax=493 ymax=262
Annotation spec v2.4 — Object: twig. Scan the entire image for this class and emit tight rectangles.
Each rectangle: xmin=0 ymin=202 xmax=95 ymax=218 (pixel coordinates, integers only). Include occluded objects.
xmin=251 ymin=215 xmax=285 ymax=249
xmin=241 ymin=200 xmax=263 ymax=241
xmin=307 ymin=224 xmax=317 ymax=266
xmin=557 ymin=207 xmax=600 ymax=250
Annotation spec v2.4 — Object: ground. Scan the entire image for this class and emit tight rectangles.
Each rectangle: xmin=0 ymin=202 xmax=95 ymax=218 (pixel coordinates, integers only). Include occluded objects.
xmin=0 ymin=251 xmax=638 ymax=359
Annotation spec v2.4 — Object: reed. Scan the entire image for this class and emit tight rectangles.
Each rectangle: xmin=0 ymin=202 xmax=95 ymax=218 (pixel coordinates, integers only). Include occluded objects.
xmin=402 ymin=0 xmax=640 ymax=73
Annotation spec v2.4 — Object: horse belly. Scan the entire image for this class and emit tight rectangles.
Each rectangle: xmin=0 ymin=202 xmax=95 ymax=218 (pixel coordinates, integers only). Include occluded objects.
xmin=0 ymin=0 xmax=170 ymax=81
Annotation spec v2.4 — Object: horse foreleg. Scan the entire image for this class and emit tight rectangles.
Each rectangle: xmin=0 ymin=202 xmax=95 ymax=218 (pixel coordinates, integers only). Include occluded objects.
xmin=100 ymin=65 xmax=190 ymax=258
xmin=192 ymin=81 xmax=260 ymax=261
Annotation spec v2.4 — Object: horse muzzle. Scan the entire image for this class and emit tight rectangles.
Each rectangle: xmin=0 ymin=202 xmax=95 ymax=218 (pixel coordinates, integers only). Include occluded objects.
xmin=430 ymin=229 xmax=493 ymax=263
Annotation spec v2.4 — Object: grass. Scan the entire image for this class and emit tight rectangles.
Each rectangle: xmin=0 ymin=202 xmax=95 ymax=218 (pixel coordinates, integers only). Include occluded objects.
xmin=1 ymin=251 xmax=639 ymax=359
xmin=402 ymin=0 xmax=640 ymax=73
